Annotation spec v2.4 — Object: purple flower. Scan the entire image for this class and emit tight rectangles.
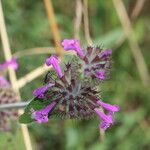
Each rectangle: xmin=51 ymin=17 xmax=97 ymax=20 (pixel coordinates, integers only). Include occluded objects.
xmin=97 ymin=100 xmax=120 ymax=112
xmin=33 ymin=83 xmax=54 ymax=98
xmin=100 ymin=49 xmax=112 ymax=59
xmin=0 ymin=75 xmax=10 ymax=87
xmin=94 ymin=108 xmax=113 ymax=130
xmin=95 ymin=100 xmax=120 ymax=130
xmin=0 ymin=58 xmax=18 ymax=70
xmin=45 ymin=55 xmax=63 ymax=78
xmin=32 ymin=101 xmax=57 ymax=123
xmin=95 ymin=70 xmax=106 ymax=80
xmin=61 ymin=39 xmax=84 ymax=58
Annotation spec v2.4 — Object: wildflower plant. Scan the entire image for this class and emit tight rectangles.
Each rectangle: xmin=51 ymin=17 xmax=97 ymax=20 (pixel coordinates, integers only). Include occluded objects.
xmin=19 ymin=39 xmax=120 ymax=130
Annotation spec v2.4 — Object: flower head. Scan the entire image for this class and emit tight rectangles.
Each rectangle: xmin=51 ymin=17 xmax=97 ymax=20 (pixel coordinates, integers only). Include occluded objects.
xmin=0 ymin=58 xmax=18 ymax=70
xmin=61 ymin=39 xmax=84 ymax=58
xmin=33 ymin=83 xmax=54 ymax=98
xmin=32 ymin=101 xmax=57 ymax=123
xmin=23 ymin=39 xmax=119 ymax=132
xmin=45 ymin=55 xmax=63 ymax=78
xmin=0 ymin=76 xmax=10 ymax=87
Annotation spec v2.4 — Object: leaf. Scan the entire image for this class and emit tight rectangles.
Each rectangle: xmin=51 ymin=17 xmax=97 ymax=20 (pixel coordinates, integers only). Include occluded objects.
xmin=19 ymin=97 xmax=49 ymax=124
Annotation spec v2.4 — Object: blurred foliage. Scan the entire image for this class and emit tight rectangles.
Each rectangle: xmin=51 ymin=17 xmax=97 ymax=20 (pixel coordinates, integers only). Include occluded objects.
xmin=0 ymin=0 xmax=150 ymax=150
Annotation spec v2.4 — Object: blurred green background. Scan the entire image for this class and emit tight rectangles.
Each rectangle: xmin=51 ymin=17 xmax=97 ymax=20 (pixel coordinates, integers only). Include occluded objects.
xmin=0 ymin=0 xmax=150 ymax=150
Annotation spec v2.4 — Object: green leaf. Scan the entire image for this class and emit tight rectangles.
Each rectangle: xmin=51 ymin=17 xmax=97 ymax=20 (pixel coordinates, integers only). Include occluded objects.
xmin=19 ymin=97 xmax=49 ymax=124
xmin=19 ymin=112 xmax=34 ymax=124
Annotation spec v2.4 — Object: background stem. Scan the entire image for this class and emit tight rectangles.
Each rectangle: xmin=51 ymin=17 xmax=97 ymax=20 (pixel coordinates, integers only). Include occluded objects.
xmin=0 ymin=102 xmax=29 ymax=110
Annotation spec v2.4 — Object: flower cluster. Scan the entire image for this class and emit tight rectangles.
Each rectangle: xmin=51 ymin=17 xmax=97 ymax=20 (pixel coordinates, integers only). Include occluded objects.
xmin=0 ymin=58 xmax=19 ymax=131
xmin=31 ymin=39 xmax=120 ymax=130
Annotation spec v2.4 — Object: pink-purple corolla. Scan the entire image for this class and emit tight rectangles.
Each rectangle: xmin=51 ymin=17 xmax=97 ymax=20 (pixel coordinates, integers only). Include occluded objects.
xmin=97 ymin=100 xmax=120 ymax=112
xmin=94 ymin=100 xmax=120 ymax=130
xmin=33 ymin=83 xmax=54 ymax=98
xmin=95 ymin=70 xmax=106 ymax=80
xmin=0 ymin=58 xmax=18 ymax=70
xmin=32 ymin=101 xmax=57 ymax=123
xmin=0 ymin=57 xmax=18 ymax=87
xmin=94 ymin=108 xmax=113 ymax=130
xmin=100 ymin=49 xmax=112 ymax=59
xmin=61 ymin=39 xmax=84 ymax=58
xmin=45 ymin=55 xmax=63 ymax=78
